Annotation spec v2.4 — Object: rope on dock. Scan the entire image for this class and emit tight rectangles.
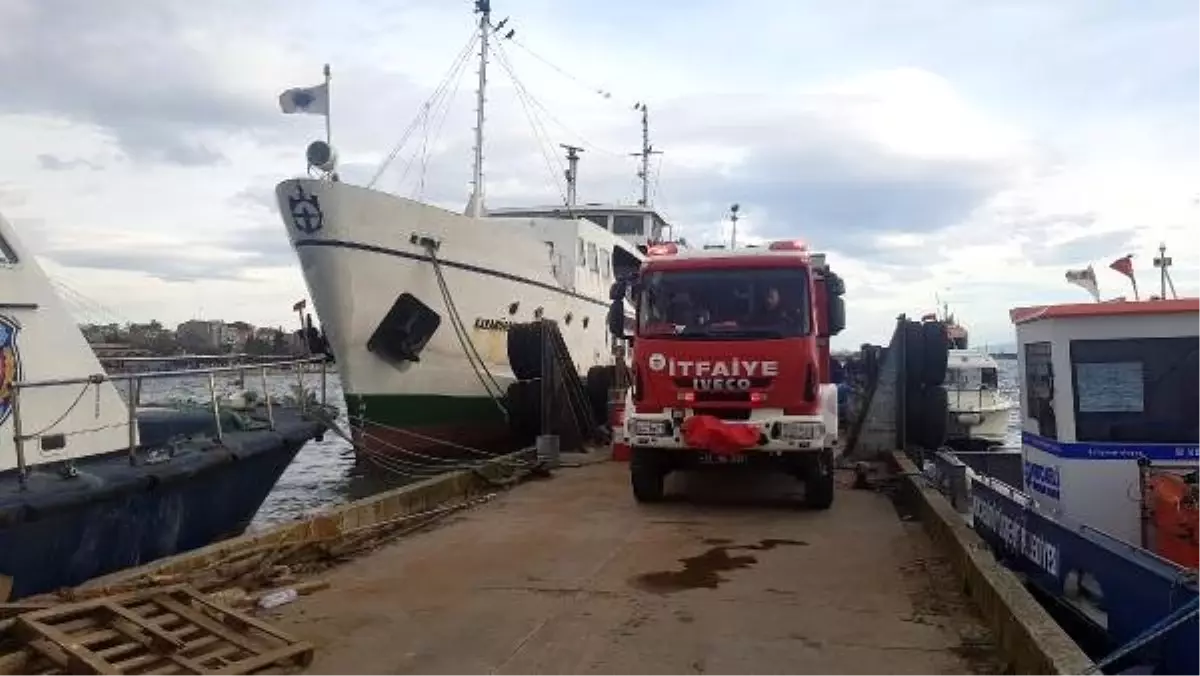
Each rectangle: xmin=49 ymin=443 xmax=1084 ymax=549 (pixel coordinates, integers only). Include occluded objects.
xmin=303 ymin=407 xmax=540 ymax=482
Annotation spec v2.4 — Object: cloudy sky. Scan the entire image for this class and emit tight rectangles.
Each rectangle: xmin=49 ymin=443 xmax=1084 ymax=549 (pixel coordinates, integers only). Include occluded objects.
xmin=1 ymin=0 xmax=1196 ymax=348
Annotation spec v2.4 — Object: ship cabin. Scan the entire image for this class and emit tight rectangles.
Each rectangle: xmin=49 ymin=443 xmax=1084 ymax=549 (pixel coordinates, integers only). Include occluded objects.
xmin=489 ymin=203 xmax=672 ymax=296
xmin=1010 ymin=298 xmax=1198 ymax=550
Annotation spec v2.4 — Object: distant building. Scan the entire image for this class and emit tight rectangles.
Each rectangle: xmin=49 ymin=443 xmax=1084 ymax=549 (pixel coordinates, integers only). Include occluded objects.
xmin=176 ymin=320 xmax=227 ymax=353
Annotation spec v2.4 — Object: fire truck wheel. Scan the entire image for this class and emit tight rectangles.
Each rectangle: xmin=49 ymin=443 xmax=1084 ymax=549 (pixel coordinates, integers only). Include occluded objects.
xmin=802 ymin=449 xmax=835 ymax=510
xmin=630 ymin=448 xmax=666 ymax=503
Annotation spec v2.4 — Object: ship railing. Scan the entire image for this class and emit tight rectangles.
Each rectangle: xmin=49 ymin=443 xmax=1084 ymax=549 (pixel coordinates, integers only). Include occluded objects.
xmin=8 ymin=356 xmax=330 ymax=488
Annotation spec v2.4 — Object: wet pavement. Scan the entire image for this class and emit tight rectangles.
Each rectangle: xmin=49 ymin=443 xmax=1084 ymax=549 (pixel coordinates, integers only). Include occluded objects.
xmin=273 ymin=461 xmax=1004 ymax=674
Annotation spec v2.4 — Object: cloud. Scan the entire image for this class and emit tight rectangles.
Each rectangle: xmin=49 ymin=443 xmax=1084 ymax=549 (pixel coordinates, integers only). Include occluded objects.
xmin=43 ymin=248 xmax=243 ymax=283
xmin=36 ymin=154 xmax=101 ymax=171
xmin=0 ymin=0 xmax=1195 ymax=346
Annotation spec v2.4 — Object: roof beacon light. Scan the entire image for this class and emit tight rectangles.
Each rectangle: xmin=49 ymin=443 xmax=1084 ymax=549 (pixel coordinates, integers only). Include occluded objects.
xmin=768 ymin=239 xmax=808 ymax=252
xmin=647 ymin=242 xmax=679 ymax=256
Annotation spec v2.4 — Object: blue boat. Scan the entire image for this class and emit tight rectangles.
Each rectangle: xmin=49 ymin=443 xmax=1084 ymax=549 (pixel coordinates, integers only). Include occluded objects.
xmin=966 ymin=293 xmax=1198 ymax=674
xmin=0 ymin=212 xmax=334 ymax=600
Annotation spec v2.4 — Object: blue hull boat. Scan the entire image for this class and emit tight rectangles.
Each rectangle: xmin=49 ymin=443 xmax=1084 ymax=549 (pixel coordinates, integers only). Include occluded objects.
xmin=0 ymin=404 xmax=330 ymax=600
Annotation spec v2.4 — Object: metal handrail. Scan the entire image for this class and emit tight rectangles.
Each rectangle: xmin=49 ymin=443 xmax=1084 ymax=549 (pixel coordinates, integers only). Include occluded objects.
xmin=13 ymin=357 xmax=327 ymax=390
xmin=8 ymin=356 xmax=330 ymax=490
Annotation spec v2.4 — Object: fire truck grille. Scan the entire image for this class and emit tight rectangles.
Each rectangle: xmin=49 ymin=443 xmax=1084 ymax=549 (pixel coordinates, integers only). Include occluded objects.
xmin=692 ymin=407 xmax=752 ymax=421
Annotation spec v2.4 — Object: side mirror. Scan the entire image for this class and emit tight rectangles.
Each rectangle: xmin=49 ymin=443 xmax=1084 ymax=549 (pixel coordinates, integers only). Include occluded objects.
xmin=825 ymin=271 xmax=845 ymax=297
xmin=827 ymin=295 xmax=846 ymax=336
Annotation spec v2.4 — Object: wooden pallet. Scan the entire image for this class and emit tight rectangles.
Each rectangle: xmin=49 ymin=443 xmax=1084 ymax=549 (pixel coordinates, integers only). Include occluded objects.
xmin=5 ymin=584 xmax=312 ymax=674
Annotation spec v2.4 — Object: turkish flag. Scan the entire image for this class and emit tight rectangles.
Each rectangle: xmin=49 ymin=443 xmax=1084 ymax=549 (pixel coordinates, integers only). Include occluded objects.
xmin=1109 ymin=255 xmax=1135 ymax=279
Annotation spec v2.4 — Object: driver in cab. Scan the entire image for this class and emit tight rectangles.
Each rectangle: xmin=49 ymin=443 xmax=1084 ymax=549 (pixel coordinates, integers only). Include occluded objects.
xmin=752 ymin=286 xmax=798 ymax=327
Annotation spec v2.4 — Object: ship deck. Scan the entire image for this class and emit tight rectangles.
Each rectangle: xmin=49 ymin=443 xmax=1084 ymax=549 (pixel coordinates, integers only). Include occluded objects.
xmin=272 ymin=461 xmax=1005 ymax=674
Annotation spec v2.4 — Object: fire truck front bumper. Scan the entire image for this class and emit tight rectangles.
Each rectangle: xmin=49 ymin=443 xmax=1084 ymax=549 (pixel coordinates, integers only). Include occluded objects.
xmin=624 ymin=412 xmax=831 ymax=452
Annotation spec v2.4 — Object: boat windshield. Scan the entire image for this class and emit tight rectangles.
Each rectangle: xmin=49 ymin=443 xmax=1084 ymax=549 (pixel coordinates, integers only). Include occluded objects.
xmin=637 ymin=266 xmax=811 ymax=340
xmin=1070 ymin=336 xmax=1198 ymax=444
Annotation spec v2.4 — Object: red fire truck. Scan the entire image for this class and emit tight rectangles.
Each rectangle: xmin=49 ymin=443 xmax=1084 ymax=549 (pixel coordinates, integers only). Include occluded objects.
xmin=608 ymin=240 xmax=846 ymax=508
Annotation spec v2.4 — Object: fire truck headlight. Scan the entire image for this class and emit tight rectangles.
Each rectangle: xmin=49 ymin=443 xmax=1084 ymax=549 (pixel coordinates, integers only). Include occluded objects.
xmin=780 ymin=422 xmax=824 ymax=440
xmin=631 ymin=419 xmax=671 ymax=437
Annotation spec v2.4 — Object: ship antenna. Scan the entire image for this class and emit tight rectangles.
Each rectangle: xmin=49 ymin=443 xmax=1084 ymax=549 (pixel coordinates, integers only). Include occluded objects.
xmin=630 ymin=102 xmax=662 ymax=207
xmin=561 ymin=143 xmax=583 ymax=209
xmin=1154 ymin=242 xmax=1177 ymax=299
xmin=466 ymin=0 xmax=491 ymax=218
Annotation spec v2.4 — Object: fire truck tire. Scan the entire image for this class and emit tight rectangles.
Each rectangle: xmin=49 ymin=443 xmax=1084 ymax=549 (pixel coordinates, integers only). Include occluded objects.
xmin=586 ymin=365 xmax=615 ymax=424
xmin=921 ymin=321 xmax=949 ymax=386
xmin=903 ymin=321 xmax=925 ymax=389
xmin=630 ymin=448 xmax=666 ymax=503
xmin=803 ymin=449 xmax=835 ymax=510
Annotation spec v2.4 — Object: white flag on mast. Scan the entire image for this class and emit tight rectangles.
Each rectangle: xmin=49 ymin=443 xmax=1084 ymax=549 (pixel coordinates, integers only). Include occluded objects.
xmin=1065 ymin=265 xmax=1100 ymax=302
xmin=278 ymin=82 xmax=329 ymax=116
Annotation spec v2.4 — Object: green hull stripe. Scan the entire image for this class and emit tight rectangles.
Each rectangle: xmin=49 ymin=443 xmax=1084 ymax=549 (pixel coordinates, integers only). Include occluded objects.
xmin=345 ymin=393 xmax=506 ymax=427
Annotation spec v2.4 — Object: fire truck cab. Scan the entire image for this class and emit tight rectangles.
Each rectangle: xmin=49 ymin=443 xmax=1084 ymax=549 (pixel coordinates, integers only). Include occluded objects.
xmin=608 ymin=240 xmax=847 ymax=508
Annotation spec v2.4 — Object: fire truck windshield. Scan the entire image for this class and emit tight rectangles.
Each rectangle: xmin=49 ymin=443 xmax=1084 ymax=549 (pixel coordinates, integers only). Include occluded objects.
xmin=637 ymin=266 xmax=811 ymax=339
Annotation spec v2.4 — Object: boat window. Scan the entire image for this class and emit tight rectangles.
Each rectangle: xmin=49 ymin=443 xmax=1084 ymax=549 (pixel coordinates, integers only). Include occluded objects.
xmin=583 ymin=214 xmax=608 ymax=229
xmin=613 ymin=214 xmax=643 ymax=235
xmin=1070 ymin=337 xmax=1198 ymax=444
xmin=0 ymin=233 xmax=15 ymax=264
xmin=600 ymin=248 xmax=611 ymax=281
xmin=1024 ymin=342 xmax=1057 ymax=440
xmin=981 ymin=367 xmax=998 ymax=389
xmin=577 ymin=239 xmax=586 ymax=267
xmin=947 ymin=367 xmax=979 ymax=389
xmin=587 ymin=242 xmax=598 ymax=272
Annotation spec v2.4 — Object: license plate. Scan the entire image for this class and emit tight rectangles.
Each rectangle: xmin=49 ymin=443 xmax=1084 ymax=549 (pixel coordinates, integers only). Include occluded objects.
xmin=699 ymin=453 xmax=747 ymax=465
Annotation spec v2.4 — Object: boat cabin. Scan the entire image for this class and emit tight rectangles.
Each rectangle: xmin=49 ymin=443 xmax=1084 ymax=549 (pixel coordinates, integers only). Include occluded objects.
xmin=0 ymin=214 xmax=131 ymax=473
xmin=489 ymin=203 xmax=671 ymax=284
xmin=489 ymin=203 xmax=670 ymax=250
xmin=946 ymin=349 xmax=1000 ymax=391
xmin=1010 ymin=298 xmax=1199 ymax=548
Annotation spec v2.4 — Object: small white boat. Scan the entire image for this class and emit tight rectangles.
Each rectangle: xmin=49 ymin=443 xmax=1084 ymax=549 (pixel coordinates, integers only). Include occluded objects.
xmin=943 ymin=349 xmax=1016 ymax=447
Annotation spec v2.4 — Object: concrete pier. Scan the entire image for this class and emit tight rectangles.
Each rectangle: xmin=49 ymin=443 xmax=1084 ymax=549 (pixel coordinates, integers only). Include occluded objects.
xmin=272 ymin=462 xmax=1006 ymax=674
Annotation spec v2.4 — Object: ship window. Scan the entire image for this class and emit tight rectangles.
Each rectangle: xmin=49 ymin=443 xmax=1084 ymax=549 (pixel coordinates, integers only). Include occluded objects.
xmin=981 ymin=367 xmax=998 ymax=389
xmin=1070 ymin=337 xmax=1198 ymax=444
xmin=583 ymin=214 xmax=608 ymax=229
xmin=577 ymin=239 xmax=586 ymax=267
xmin=0 ymin=233 xmax=15 ymax=264
xmin=1024 ymin=342 xmax=1057 ymax=440
xmin=587 ymin=242 xmax=598 ymax=272
xmin=613 ymin=214 xmax=643 ymax=235
xmin=600 ymin=248 xmax=611 ymax=281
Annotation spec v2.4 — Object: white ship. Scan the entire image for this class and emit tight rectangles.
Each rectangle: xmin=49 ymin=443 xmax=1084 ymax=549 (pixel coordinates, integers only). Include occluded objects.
xmin=275 ymin=1 xmax=672 ymax=455
xmin=943 ymin=349 xmax=1017 ymax=447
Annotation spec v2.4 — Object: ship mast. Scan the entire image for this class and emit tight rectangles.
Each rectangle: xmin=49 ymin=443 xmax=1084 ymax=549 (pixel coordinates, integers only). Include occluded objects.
xmin=466 ymin=0 xmax=491 ymax=218
xmin=631 ymin=103 xmax=662 ymax=207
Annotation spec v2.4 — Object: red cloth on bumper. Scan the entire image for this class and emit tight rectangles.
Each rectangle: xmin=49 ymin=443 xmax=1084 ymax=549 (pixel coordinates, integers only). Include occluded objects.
xmin=681 ymin=415 xmax=760 ymax=455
